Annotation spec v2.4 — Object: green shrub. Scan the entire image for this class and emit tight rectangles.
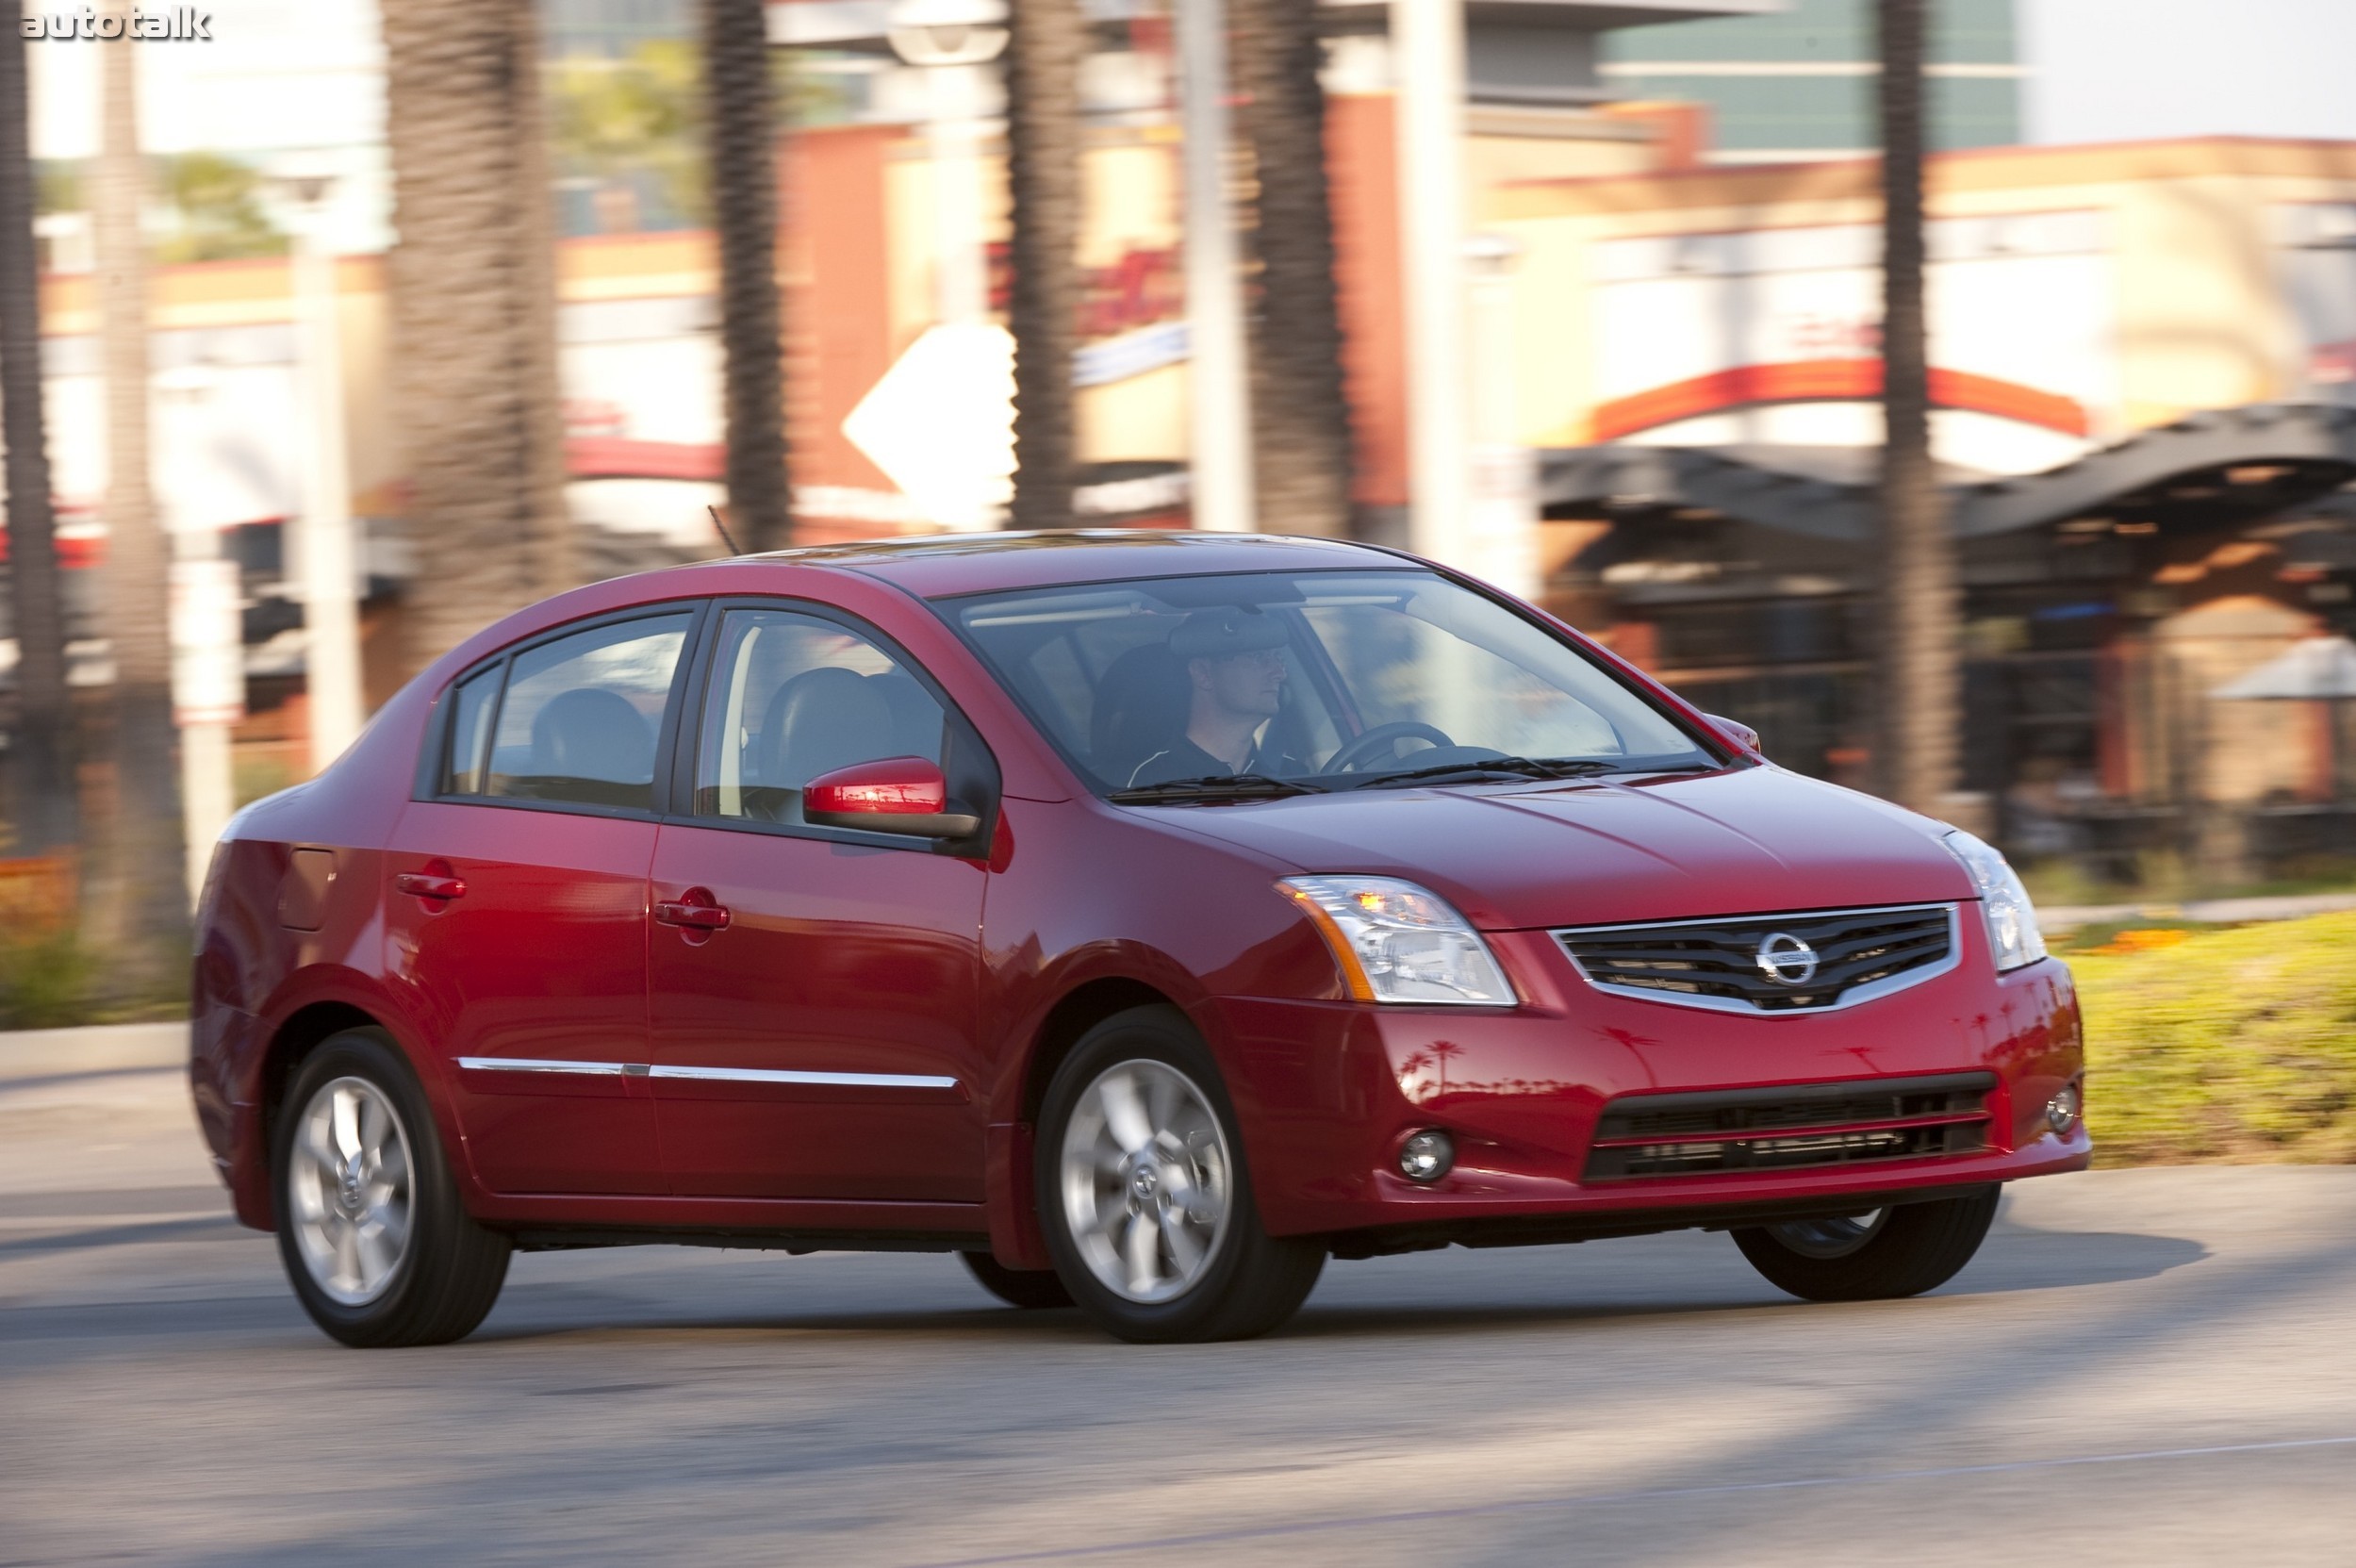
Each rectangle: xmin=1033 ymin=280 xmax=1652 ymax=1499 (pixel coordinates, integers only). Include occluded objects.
xmin=2077 ymin=912 xmax=2356 ymax=1164
xmin=0 ymin=929 xmax=103 ymax=1031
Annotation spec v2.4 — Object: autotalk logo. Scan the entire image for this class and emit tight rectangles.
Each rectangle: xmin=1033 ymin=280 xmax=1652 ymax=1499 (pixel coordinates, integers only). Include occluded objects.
xmin=22 ymin=8 xmax=213 ymax=40
xmin=1753 ymin=932 xmax=1820 ymax=987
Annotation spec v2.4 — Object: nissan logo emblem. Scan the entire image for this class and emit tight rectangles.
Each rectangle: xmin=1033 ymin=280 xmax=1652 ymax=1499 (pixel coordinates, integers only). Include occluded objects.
xmin=1754 ymin=932 xmax=1820 ymax=986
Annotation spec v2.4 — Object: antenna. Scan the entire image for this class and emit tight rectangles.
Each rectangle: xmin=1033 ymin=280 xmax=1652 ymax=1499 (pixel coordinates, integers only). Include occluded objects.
xmin=706 ymin=503 xmax=745 ymax=557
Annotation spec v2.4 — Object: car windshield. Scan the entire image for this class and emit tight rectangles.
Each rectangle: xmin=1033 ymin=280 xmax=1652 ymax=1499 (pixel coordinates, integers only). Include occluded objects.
xmin=941 ymin=569 xmax=1717 ymax=797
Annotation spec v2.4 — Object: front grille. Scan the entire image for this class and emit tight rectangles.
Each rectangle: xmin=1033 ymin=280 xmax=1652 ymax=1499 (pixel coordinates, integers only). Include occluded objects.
xmin=1582 ymin=1072 xmax=1995 ymax=1180
xmin=1556 ymin=903 xmax=1955 ymax=1014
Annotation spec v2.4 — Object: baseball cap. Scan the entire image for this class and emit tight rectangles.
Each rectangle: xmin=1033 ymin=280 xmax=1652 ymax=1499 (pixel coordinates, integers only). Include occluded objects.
xmin=1168 ymin=607 xmax=1289 ymax=659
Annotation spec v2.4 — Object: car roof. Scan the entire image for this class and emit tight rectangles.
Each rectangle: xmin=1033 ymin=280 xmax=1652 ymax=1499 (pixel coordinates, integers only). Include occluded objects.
xmin=738 ymin=529 xmax=1411 ymax=599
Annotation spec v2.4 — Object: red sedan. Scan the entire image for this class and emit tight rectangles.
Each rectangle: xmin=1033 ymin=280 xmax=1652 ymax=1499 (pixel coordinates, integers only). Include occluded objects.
xmin=189 ymin=531 xmax=2086 ymax=1345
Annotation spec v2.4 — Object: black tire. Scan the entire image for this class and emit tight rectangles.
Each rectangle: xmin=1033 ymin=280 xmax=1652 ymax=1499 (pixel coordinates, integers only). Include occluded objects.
xmin=1732 ymin=1186 xmax=2001 ymax=1302
xmin=272 ymin=1028 xmax=511 ymax=1347
xmin=961 ymin=1250 xmax=1076 ymax=1310
xmin=1034 ymin=1005 xmax=1324 ymax=1344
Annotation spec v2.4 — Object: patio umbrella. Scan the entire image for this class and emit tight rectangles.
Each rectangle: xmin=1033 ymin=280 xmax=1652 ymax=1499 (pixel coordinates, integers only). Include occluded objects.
xmin=2214 ymin=635 xmax=2356 ymax=798
xmin=2212 ymin=635 xmax=2356 ymax=700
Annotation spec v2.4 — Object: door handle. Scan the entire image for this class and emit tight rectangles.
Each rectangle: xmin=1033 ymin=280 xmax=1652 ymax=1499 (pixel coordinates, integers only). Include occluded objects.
xmin=654 ymin=897 xmax=731 ymax=931
xmin=393 ymin=870 xmax=467 ymax=901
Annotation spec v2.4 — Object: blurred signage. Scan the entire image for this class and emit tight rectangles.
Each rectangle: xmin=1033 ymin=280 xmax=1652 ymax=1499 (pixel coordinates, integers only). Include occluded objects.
xmin=170 ymin=559 xmax=245 ymax=728
xmin=1588 ymin=213 xmax=2117 ymax=476
xmin=842 ymin=322 xmax=1016 ymax=532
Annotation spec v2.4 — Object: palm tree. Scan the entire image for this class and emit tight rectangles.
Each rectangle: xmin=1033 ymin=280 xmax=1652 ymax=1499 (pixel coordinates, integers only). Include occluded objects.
xmin=1231 ymin=0 xmax=1353 ymax=537
xmin=704 ymin=0 xmax=790 ymax=551
xmin=383 ymin=0 xmax=571 ymax=672
xmin=0 ymin=3 xmax=77 ymax=855
xmin=91 ymin=0 xmax=185 ymax=967
xmin=1003 ymin=0 xmax=1085 ymax=529
xmin=1874 ymin=0 xmax=1958 ymax=813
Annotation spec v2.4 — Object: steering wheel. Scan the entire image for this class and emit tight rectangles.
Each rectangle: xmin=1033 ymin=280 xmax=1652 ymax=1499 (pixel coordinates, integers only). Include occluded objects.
xmin=1325 ymin=720 xmax=1456 ymax=775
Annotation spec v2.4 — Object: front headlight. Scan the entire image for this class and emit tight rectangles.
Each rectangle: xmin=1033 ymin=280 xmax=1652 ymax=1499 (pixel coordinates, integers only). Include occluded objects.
xmin=1279 ymin=876 xmax=1516 ymax=1005
xmin=1941 ymin=830 xmax=2047 ymax=971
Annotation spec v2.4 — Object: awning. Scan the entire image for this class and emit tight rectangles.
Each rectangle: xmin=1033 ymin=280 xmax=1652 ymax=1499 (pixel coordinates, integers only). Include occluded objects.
xmin=1541 ymin=402 xmax=2356 ymax=541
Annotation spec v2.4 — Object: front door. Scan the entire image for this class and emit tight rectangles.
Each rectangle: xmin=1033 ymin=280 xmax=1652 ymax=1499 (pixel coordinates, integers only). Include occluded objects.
xmin=648 ymin=602 xmax=990 ymax=1201
xmin=387 ymin=608 xmax=697 ymax=1196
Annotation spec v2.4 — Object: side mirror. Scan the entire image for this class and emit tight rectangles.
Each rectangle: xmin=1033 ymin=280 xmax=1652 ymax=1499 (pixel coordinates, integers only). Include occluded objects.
xmin=1703 ymin=714 xmax=1761 ymax=754
xmin=803 ymin=756 xmax=981 ymax=839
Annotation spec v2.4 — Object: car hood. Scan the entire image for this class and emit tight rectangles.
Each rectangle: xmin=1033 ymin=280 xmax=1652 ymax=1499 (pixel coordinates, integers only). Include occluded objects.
xmin=1146 ymin=765 xmax=1975 ymax=931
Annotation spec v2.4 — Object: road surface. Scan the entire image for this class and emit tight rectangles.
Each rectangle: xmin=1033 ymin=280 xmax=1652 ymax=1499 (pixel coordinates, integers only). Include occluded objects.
xmin=4 ymin=1062 xmax=2351 ymax=1566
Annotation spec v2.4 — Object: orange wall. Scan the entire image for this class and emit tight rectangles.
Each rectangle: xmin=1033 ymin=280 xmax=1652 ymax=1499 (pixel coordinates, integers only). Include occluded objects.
xmin=784 ymin=124 xmax=901 ymax=497
xmin=1327 ymin=95 xmax=1408 ymax=511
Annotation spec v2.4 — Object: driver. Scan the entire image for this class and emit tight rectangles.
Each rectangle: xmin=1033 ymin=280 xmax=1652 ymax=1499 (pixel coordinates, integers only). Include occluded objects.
xmin=1127 ymin=607 xmax=1305 ymax=786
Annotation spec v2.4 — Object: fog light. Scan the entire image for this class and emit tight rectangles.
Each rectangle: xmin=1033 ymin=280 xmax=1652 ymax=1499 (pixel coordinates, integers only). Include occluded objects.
xmin=2047 ymin=1082 xmax=2083 ymax=1135
xmin=1398 ymin=1129 xmax=1455 ymax=1182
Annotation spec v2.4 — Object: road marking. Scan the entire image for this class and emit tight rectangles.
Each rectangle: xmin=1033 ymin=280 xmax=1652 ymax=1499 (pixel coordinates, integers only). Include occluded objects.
xmin=907 ymin=1434 xmax=2356 ymax=1567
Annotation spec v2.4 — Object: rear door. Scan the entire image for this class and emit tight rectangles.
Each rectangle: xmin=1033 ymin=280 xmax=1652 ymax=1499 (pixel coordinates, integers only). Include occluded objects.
xmin=385 ymin=607 xmax=699 ymax=1196
xmin=646 ymin=601 xmax=993 ymax=1201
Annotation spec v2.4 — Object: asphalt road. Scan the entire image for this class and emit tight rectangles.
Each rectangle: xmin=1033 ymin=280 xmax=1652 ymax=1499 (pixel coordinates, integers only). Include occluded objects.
xmin=5 ymin=1064 xmax=2353 ymax=1567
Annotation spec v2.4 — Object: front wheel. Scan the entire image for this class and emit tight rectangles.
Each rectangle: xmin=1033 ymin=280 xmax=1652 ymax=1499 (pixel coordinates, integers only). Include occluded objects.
xmin=1036 ymin=1006 xmax=1324 ymax=1343
xmin=274 ymin=1029 xmax=511 ymax=1347
xmin=1732 ymin=1186 xmax=2001 ymax=1302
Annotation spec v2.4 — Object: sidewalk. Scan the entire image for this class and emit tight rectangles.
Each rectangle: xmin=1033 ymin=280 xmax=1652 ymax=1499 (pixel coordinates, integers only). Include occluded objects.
xmin=0 ymin=1021 xmax=188 ymax=1082
xmin=2037 ymin=889 xmax=2356 ymax=934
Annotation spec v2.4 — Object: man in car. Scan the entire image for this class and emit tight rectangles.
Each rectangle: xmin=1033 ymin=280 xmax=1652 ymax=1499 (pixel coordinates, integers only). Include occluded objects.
xmin=1128 ymin=607 xmax=1305 ymax=786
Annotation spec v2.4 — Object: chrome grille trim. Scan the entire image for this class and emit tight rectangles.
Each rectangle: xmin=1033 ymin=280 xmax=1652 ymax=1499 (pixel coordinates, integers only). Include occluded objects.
xmin=1553 ymin=902 xmax=1963 ymax=1015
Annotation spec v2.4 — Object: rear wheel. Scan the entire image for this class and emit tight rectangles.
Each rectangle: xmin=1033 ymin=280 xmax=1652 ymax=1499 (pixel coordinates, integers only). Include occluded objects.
xmin=961 ymin=1250 xmax=1074 ymax=1310
xmin=1732 ymin=1186 xmax=2001 ymax=1302
xmin=274 ymin=1029 xmax=511 ymax=1346
xmin=1035 ymin=1006 xmax=1324 ymax=1343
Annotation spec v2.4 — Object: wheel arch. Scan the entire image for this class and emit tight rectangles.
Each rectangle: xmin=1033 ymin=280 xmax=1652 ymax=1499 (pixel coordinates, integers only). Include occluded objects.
xmin=1019 ymin=975 xmax=1180 ymax=1127
xmin=258 ymin=1000 xmax=387 ymax=1150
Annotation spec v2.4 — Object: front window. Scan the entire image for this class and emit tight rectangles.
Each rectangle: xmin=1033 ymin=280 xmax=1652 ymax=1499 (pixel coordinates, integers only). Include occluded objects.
xmin=942 ymin=570 xmax=1717 ymax=796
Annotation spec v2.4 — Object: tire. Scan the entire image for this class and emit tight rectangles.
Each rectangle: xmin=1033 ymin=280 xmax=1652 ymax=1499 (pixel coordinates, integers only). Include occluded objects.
xmin=1732 ymin=1185 xmax=2001 ymax=1302
xmin=961 ymin=1250 xmax=1076 ymax=1310
xmin=1034 ymin=1005 xmax=1324 ymax=1344
xmin=273 ymin=1028 xmax=511 ymax=1347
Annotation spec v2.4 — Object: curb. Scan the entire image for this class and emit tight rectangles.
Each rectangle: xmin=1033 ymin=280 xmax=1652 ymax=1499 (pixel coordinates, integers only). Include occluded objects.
xmin=2039 ymin=890 xmax=2356 ymax=934
xmin=0 ymin=1021 xmax=189 ymax=1083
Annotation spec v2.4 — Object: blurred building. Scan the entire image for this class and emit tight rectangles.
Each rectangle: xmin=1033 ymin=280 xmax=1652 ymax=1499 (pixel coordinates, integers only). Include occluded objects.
xmin=1600 ymin=0 xmax=2022 ymax=164
xmin=1496 ymin=138 xmax=2356 ymax=876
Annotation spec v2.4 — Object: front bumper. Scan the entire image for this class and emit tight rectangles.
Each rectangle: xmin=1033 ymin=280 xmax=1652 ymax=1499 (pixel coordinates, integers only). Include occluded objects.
xmin=1214 ymin=923 xmax=2086 ymax=1244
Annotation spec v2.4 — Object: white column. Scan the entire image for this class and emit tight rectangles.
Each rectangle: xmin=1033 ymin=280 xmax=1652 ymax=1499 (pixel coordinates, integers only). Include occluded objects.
xmin=291 ymin=190 xmax=364 ymax=773
xmin=1392 ymin=0 xmax=1470 ymax=567
xmin=168 ymin=543 xmax=242 ymax=905
xmin=1465 ymin=234 xmax=1539 ymax=600
xmin=1177 ymin=0 xmax=1256 ymax=533
xmin=927 ymin=64 xmax=992 ymax=324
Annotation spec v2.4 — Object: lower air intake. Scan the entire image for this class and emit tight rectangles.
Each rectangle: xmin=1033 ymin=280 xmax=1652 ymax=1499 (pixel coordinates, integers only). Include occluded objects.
xmin=1583 ymin=1072 xmax=1996 ymax=1181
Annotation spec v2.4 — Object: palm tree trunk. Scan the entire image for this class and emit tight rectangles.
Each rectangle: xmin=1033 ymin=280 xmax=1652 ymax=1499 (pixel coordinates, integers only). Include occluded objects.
xmin=1231 ymin=0 xmax=1352 ymax=537
xmin=0 ymin=3 xmax=77 ymax=855
xmin=385 ymin=0 xmax=571 ymax=671
xmin=1003 ymin=0 xmax=1084 ymax=529
xmin=704 ymin=0 xmax=789 ymax=552
xmin=1875 ymin=0 xmax=1958 ymax=812
xmin=91 ymin=0 xmax=187 ymax=967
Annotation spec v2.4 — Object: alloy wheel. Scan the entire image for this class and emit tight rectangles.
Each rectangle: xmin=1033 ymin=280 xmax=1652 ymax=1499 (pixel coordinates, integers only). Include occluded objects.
xmin=287 ymin=1076 xmax=415 ymax=1306
xmin=1058 ymin=1059 xmax=1232 ymax=1303
xmin=1767 ymin=1209 xmax=1889 ymax=1260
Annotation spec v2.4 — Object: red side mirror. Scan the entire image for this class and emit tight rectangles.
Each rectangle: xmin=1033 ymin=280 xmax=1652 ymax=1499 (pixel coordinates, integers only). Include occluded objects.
xmin=803 ymin=756 xmax=981 ymax=839
xmin=1702 ymin=713 xmax=1761 ymax=755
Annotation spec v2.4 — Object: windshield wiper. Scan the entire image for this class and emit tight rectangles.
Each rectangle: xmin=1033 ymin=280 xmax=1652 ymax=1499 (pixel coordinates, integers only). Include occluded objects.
xmin=1109 ymin=773 xmax=1330 ymax=805
xmin=1344 ymin=756 xmax=1622 ymax=791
